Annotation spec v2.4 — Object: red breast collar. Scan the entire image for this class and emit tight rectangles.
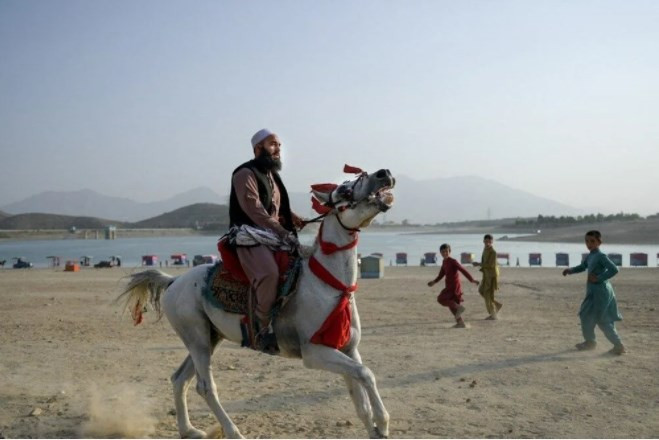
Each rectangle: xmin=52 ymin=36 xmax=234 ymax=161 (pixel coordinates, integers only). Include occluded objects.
xmin=318 ymin=222 xmax=358 ymax=255
xmin=309 ymin=255 xmax=357 ymax=295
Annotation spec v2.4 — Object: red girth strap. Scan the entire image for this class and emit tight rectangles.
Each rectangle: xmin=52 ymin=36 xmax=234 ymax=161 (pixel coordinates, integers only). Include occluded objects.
xmin=318 ymin=222 xmax=358 ymax=255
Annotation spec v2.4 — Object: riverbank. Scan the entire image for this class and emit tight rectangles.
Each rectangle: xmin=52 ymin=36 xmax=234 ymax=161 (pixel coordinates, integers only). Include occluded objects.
xmin=399 ymin=218 xmax=659 ymax=245
xmin=499 ymin=218 xmax=659 ymax=245
xmin=0 ymin=228 xmax=212 ymax=241
xmin=3 ymin=217 xmax=659 ymax=245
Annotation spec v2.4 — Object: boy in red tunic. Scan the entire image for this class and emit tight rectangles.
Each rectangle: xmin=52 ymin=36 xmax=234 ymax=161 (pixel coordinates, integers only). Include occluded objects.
xmin=428 ymin=244 xmax=479 ymax=328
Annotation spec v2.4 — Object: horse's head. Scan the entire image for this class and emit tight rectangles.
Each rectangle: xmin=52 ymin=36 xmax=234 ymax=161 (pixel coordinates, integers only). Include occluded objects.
xmin=311 ymin=166 xmax=396 ymax=230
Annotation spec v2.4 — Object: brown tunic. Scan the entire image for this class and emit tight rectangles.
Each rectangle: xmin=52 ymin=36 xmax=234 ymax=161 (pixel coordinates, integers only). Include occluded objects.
xmin=232 ymin=167 xmax=287 ymax=322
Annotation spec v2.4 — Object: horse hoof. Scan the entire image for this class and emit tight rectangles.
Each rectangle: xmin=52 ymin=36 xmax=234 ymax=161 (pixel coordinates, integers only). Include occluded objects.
xmin=182 ymin=428 xmax=207 ymax=439
xmin=371 ymin=426 xmax=388 ymax=439
xmin=205 ymin=425 xmax=224 ymax=438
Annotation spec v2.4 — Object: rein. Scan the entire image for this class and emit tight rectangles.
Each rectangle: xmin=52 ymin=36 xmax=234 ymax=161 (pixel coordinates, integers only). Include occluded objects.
xmin=300 ymin=212 xmax=328 ymax=227
xmin=301 ymin=211 xmax=360 ymax=234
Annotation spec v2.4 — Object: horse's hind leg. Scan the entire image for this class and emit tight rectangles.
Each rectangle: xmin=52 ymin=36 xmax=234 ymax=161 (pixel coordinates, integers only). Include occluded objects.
xmin=171 ymin=355 xmax=206 ymax=438
xmin=182 ymin=329 xmax=243 ymax=439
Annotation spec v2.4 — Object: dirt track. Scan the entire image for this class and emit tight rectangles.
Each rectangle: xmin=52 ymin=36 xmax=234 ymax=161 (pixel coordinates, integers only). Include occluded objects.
xmin=1 ymin=266 xmax=658 ymax=438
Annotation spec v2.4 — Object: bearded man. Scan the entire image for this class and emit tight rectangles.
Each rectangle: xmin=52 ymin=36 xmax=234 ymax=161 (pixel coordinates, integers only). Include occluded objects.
xmin=229 ymin=129 xmax=303 ymax=350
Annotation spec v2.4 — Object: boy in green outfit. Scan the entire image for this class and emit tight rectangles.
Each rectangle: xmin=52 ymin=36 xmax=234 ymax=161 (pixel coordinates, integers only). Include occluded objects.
xmin=562 ymin=230 xmax=625 ymax=355
xmin=473 ymin=234 xmax=502 ymax=320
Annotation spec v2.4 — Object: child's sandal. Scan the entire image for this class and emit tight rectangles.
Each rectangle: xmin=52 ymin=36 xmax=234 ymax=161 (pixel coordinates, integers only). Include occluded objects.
xmin=575 ymin=341 xmax=596 ymax=351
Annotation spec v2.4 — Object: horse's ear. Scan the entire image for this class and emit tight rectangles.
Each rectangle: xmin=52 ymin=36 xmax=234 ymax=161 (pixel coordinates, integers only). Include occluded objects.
xmin=310 ymin=183 xmax=337 ymax=213
xmin=310 ymin=183 xmax=337 ymax=203
xmin=311 ymin=196 xmax=332 ymax=214
xmin=311 ymin=190 xmax=329 ymax=203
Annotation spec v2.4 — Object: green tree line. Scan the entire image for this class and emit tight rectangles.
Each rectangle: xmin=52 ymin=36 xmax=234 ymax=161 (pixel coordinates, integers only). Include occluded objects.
xmin=514 ymin=212 xmax=646 ymax=227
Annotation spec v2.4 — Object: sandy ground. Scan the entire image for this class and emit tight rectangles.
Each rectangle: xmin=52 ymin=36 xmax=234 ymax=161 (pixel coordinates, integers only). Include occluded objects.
xmin=1 ymin=265 xmax=658 ymax=439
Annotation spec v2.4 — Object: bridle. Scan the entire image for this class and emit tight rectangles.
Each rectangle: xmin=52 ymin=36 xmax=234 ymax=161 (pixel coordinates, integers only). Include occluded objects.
xmin=301 ymin=210 xmax=360 ymax=234
xmin=302 ymin=172 xmax=369 ymax=233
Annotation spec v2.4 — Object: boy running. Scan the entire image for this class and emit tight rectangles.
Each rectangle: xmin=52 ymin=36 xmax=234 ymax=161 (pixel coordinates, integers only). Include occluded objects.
xmin=562 ymin=230 xmax=625 ymax=355
xmin=428 ymin=244 xmax=479 ymax=328
xmin=473 ymin=234 xmax=502 ymax=320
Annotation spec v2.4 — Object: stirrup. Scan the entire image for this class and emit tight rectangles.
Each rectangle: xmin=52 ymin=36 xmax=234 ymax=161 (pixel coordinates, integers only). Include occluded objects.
xmin=255 ymin=329 xmax=280 ymax=355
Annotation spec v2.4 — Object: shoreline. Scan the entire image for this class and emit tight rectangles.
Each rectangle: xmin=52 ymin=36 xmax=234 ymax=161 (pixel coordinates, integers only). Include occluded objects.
xmin=3 ymin=216 xmax=659 ymax=246
xmin=0 ymin=228 xmax=216 ymax=241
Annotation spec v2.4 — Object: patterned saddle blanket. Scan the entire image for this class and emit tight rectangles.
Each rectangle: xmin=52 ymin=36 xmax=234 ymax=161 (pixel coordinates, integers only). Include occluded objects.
xmin=204 ymin=263 xmax=250 ymax=314
xmin=202 ymin=255 xmax=302 ymax=334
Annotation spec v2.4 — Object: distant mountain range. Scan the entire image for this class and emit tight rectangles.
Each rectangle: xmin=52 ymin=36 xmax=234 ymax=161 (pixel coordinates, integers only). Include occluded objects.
xmin=0 ymin=203 xmax=229 ymax=231
xmin=383 ymin=175 xmax=581 ymax=224
xmin=0 ymin=176 xmax=580 ymax=225
xmin=131 ymin=203 xmax=229 ymax=229
xmin=1 ymin=187 xmax=226 ymax=222
xmin=0 ymin=213 xmax=124 ymax=230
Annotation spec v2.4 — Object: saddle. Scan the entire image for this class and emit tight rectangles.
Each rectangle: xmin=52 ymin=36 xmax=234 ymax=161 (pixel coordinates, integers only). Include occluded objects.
xmin=203 ymin=237 xmax=301 ymax=352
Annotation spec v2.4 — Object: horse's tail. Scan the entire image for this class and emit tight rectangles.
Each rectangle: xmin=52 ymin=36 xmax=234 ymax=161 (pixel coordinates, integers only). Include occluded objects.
xmin=117 ymin=269 xmax=176 ymax=325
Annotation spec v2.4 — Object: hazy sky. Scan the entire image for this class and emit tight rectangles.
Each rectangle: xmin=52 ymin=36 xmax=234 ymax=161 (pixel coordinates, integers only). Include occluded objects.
xmin=1 ymin=0 xmax=658 ymax=215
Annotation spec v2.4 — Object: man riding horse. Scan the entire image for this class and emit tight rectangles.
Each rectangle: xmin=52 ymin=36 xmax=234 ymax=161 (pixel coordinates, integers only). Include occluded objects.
xmin=228 ymin=129 xmax=305 ymax=352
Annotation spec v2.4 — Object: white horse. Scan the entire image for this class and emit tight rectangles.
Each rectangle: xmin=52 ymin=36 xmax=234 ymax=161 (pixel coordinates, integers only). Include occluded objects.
xmin=118 ymin=167 xmax=395 ymax=439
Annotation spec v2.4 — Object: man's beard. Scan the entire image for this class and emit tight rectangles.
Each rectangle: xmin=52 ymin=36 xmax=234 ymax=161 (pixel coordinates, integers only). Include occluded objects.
xmin=254 ymin=150 xmax=282 ymax=172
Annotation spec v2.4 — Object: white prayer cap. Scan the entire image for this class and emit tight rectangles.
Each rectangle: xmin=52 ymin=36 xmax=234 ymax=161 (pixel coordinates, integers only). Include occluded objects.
xmin=251 ymin=128 xmax=276 ymax=148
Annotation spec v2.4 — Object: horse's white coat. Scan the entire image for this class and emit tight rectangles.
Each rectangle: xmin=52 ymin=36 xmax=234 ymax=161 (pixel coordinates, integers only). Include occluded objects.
xmin=119 ymin=169 xmax=394 ymax=439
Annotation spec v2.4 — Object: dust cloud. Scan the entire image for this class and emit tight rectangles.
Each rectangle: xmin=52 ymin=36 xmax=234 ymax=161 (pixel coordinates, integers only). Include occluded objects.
xmin=80 ymin=383 xmax=156 ymax=438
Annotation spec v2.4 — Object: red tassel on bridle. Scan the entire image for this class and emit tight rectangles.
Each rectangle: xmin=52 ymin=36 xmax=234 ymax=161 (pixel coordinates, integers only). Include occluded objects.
xmin=310 ymin=183 xmax=339 ymax=193
xmin=343 ymin=164 xmax=363 ymax=174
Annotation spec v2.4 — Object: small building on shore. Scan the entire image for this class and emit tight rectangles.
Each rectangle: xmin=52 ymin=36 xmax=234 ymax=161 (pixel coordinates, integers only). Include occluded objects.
xmin=46 ymin=256 xmax=62 ymax=267
xmin=608 ymin=253 xmax=623 ymax=267
xmin=142 ymin=255 xmax=158 ymax=266
xmin=555 ymin=253 xmax=569 ymax=267
xmin=497 ymin=253 xmax=510 ymax=266
xmin=423 ymin=252 xmax=437 ymax=265
xmin=630 ymin=253 xmax=648 ymax=267
xmin=361 ymin=255 xmax=384 ymax=279
xmin=105 ymin=226 xmax=117 ymax=240
xmin=460 ymin=252 xmax=475 ymax=265
xmin=529 ymin=253 xmax=542 ymax=266
xmin=171 ymin=253 xmax=188 ymax=266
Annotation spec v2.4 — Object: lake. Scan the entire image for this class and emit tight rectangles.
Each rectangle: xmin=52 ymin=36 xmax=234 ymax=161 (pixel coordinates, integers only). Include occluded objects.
xmin=1 ymin=230 xmax=658 ymax=268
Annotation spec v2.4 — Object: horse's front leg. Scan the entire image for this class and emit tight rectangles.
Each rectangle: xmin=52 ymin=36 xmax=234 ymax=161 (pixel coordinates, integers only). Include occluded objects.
xmin=342 ymin=348 xmax=379 ymax=436
xmin=302 ymin=344 xmax=389 ymax=438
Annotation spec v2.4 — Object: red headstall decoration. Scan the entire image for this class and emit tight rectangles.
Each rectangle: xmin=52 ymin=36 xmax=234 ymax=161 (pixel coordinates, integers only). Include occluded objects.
xmin=343 ymin=164 xmax=363 ymax=174
xmin=310 ymin=183 xmax=339 ymax=193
